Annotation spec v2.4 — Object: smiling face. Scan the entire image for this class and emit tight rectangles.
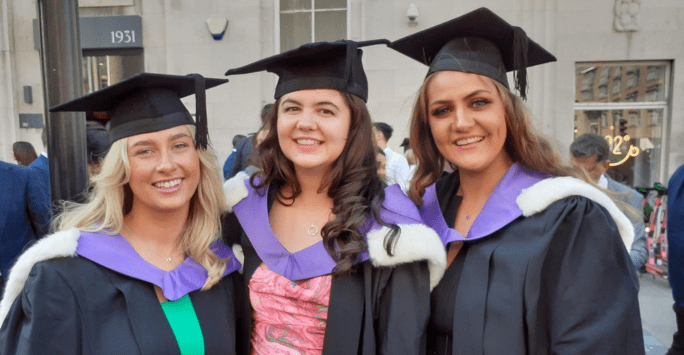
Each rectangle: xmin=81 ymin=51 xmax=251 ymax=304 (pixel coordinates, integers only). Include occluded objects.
xmin=277 ymin=89 xmax=351 ymax=174
xmin=426 ymin=71 xmax=511 ymax=175
xmin=126 ymin=125 xmax=200 ymax=214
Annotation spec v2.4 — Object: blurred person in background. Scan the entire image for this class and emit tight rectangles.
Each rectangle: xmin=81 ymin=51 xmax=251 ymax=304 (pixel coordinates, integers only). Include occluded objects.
xmin=376 ymin=147 xmax=387 ymax=181
xmin=373 ymin=122 xmax=411 ymax=191
xmin=11 ymin=142 xmax=38 ymax=167
xmin=223 ymin=134 xmax=247 ymax=180
xmin=0 ymin=161 xmax=50 ymax=290
xmin=85 ymin=120 xmax=111 ymax=181
xmin=225 ymin=103 xmax=273 ymax=179
xmin=570 ymin=132 xmax=648 ymax=271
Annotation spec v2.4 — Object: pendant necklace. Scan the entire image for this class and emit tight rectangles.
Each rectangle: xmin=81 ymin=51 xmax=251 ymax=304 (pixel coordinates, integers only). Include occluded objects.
xmin=307 ymin=223 xmax=319 ymax=236
xmin=307 ymin=214 xmax=331 ymax=236
xmin=124 ymin=227 xmax=179 ymax=263
xmin=461 ymin=199 xmax=485 ymax=222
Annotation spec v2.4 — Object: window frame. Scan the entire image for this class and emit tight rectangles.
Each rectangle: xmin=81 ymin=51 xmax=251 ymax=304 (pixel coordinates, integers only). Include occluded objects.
xmin=275 ymin=0 xmax=351 ymax=54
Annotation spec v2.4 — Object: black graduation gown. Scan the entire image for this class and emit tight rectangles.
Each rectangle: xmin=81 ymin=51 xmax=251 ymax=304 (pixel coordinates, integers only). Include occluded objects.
xmin=0 ymin=256 xmax=245 ymax=355
xmin=222 ymin=185 xmax=431 ymax=355
xmin=428 ymin=172 xmax=644 ymax=355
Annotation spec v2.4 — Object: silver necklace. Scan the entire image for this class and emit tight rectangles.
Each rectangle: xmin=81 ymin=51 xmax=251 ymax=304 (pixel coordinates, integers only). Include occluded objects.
xmin=307 ymin=214 xmax=331 ymax=236
xmin=124 ymin=227 xmax=178 ymax=263
xmin=307 ymin=223 xmax=319 ymax=236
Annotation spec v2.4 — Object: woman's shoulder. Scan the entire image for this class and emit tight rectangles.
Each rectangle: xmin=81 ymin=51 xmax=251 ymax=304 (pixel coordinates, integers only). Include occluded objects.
xmin=367 ymin=184 xmax=447 ymax=291
xmin=516 ymin=175 xmax=634 ymax=247
xmin=0 ymin=228 xmax=88 ymax=323
xmin=223 ymin=171 xmax=252 ymax=213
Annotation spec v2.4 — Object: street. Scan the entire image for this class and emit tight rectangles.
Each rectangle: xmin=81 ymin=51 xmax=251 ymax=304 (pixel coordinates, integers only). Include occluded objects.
xmin=640 ymin=273 xmax=676 ymax=354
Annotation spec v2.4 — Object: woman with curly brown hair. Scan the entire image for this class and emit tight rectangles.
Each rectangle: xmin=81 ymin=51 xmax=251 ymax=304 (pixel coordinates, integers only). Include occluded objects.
xmin=222 ymin=40 xmax=445 ymax=355
xmin=391 ymin=8 xmax=643 ymax=355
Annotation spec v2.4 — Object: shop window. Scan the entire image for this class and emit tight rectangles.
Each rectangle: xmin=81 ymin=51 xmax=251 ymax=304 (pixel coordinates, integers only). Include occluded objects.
xmin=574 ymin=61 xmax=671 ymax=187
xmin=279 ymin=0 xmax=347 ymax=52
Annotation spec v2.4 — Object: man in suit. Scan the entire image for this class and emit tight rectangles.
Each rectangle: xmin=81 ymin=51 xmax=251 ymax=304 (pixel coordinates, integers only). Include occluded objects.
xmin=29 ymin=128 xmax=50 ymax=199
xmin=0 ymin=161 xmax=51 ymax=288
xmin=373 ymin=122 xmax=412 ymax=192
xmin=570 ymin=133 xmax=648 ymax=271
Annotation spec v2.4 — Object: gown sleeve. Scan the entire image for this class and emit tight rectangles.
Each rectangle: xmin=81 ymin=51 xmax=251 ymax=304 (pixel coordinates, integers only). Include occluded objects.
xmin=0 ymin=262 xmax=83 ymax=355
xmin=221 ymin=212 xmax=244 ymax=246
xmin=374 ymin=261 xmax=430 ymax=355
xmin=531 ymin=196 xmax=643 ymax=354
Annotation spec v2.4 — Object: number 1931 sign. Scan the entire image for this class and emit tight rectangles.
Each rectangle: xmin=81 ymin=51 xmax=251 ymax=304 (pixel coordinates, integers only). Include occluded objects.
xmin=81 ymin=16 xmax=142 ymax=50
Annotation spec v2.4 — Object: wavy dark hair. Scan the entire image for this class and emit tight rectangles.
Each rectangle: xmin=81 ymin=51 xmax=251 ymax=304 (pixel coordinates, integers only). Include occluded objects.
xmin=408 ymin=73 xmax=589 ymax=206
xmin=251 ymin=92 xmax=399 ymax=274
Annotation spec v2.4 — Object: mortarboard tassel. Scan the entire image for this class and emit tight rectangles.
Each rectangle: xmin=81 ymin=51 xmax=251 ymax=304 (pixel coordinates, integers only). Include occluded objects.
xmin=512 ymin=26 xmax=529 ymax=101
xmin=192 ymin=74 xmax=209 ymax=150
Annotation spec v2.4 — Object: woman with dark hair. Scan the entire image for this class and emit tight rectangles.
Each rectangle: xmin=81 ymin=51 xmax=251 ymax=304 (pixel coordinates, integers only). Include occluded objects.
xmin=391 ymin=8 xmax=643 ymax=355
xmin=11 ymin=141 xmax=38 ymax=166
xmin=0 ymin=73 xmax=244 ymax=355
xmin=222 ymin=40 xmax=444 ymax=354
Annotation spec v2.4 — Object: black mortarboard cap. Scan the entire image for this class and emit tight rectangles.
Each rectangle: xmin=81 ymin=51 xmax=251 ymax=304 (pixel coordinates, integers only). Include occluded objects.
xmin=49 ymin=73 xmax=228 ymax=149
xmin=225 ymin=39 xmax=390 ymax=102
xmin=390 ymin=7 xmax=556 ymax=100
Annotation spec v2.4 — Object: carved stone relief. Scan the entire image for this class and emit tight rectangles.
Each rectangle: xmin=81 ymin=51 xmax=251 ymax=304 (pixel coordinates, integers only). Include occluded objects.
xmin=614 ymin=0 xmax=641 ymax=32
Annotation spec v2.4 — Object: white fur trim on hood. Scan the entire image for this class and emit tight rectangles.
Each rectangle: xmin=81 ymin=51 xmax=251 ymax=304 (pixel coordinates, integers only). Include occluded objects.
xmin=232 ymin=244 xmax=244 ymax=274
xmin=366 ymin=223 xmax=447 ymax=291
xmin=223 ymin=171 xmax=250 ymax=213
xmin=516 ymin=176 xmax=634 ymax=248
xmin=0 ymin=228 xmax=80 ymax=323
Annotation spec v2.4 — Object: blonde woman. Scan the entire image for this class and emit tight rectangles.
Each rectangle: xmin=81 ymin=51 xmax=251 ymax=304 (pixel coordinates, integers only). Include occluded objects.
xmin=0 ymin=73 xmax=243 ymax=355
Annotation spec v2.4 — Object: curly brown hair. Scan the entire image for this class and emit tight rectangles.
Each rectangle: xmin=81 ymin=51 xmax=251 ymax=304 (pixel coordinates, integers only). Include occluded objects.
xmin=251 ymin=92 xmax=398 ymax=274
xmin=408 ymin=73 xmax=586 ymax=206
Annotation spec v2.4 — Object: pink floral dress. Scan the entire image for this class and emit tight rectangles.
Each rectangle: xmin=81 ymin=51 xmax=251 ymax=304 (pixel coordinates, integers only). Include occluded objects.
xmin=249 ymin=265 xmax=332 ymax=355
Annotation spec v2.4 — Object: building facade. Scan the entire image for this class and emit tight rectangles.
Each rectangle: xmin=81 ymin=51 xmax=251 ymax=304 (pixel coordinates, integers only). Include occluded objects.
xmin=1 ymin=0 xmax=683 ymax=187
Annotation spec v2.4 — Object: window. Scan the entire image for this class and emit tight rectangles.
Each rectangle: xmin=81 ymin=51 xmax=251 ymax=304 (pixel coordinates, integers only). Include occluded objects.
xmin=647 ymin=65 xmax=664 ymax=81
xmin=579 ymin=69 xmax=595 ymax=102
xmin=81 ymin=53 xmax=143 ymax=94
xmin=628 ymin=111 xmax=640 ymax=126
xmin=598 ymin=85 xmax=608 ymax=99
xmin=574 ymin=61 xmax=671 ymax=187
xmin=626 ymin=66 xmax=640 ymax=88
xmin=645 ymin=85 xmax=663 ymax=102
xmin=599 ymin=67 xmax=611 ymax=85
xmin=279 ymin=0 xmax=347 ymax=52
xmin=612 ymin=77 xmax=622 ymax=94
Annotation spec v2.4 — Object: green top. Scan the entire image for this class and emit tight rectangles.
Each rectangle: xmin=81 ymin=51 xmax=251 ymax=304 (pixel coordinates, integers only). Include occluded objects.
xmin=160 ymin=294 xmax=205 ymax=355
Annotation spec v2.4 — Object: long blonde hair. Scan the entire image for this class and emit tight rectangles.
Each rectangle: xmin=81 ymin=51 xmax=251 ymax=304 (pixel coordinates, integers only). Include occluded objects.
xmin=408 ymin=73 xmax=591 ymax=206
xmin=53 ymin=125 xmax=228 ymax=289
